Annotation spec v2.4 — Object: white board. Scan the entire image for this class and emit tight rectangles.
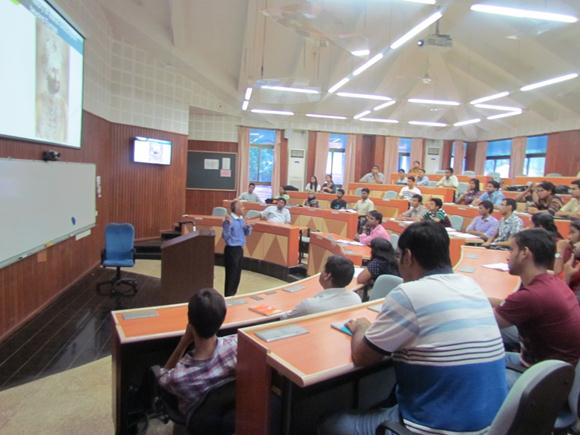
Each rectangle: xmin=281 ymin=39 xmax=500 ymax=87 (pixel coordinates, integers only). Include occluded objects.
xmin=0 ymin=158 xmax=96 ymax=268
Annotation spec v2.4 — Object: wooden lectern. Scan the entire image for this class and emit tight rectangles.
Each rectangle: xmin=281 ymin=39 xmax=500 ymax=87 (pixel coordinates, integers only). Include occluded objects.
xmin=160 ymin=229 xmax=215 ymax=304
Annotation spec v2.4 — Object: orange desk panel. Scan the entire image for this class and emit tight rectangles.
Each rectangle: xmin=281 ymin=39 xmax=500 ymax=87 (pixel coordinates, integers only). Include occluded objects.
xmin=505 ymin=176 xmax=577 ymax=186
xmin=389 ymin=173 xmax=492 ymax=185
xmin=307 ymin=232 xmax=370 ymax=275
xmin=455 ymin=246 xmax=520 ymax=300
xmin=502 ymin=190 xmax=572 ymax=205
xmin=348 ymin=183 xmax=455 ymax=203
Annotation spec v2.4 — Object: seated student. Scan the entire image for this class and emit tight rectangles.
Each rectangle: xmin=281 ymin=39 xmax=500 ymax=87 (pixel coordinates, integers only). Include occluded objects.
xmin=286 ymin=256 xmax=360 ymax=318
xmin=394 ymin=169 xmax=407 ymax=185
xmin=238 ymin=182 xmax=263 ymax=203
xmin=398 ymin=176 xmax=421 ymax=200
xmin=278 ymin=186 xmax=290 ymax=203
xmin=555 ymin=219 xmax=580 ymax=296
xmin=423 ymin=197 xmax=451 ymax=227
xmin=158 ymin=288 xmax=237 ymax=415
xmin=330 ymin=188 xmax=347 ymax=210
xmin=360 ymin=165 xmax=385 ymax=184
xmin=531 ymin=211 xmax=564 ymax=242
xmin=473 ymin=180 xmax=504 ymax=207
xmin=356 ymin=210 xmax=391 ymax=246
xmin=456 ymin=178 xmax=481 ymax=205
xmin=555 ymin=180 xmax=580 ymax=219
xmin=407 ymin=160 xmax=422 ymax=176
xmin=483 ymin=198 xmax=523 ymax=248
xmin=356 ymin=238 xmax=400 ymax=290
xmin=515 ymin=181 xmax=563 ymax=215
xmin=465 ymin=200 xmax=499 ymax=241
xmin=320 ymin=174 xmax=337 ymax=194
xmin=435 ymin=167 xmax=459 ymax=188
xmin=399 ymin=194 xmax=426 ymax=221
xmin=490 ymin=229 xmax=580 ymax=387
xmin=321 ymin=222 xmax=507 ymax=435
xmin=415 ymin=168 xmax=430 ymax=186
xmin=305 ymin=175 xmax=319 ymax=192
xmin=261 ymin=197 xmax=291 ymax=224
xmin=353 ymin=188 xmax=375 ymax=231
xmin=303 ymin=192 xmax=320 ymax=208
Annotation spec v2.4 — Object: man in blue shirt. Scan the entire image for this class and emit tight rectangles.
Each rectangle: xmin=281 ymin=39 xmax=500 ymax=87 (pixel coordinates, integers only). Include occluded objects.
xmin=222 ymin=200 xmax=252 ymax=296
xmin=475 ymin=180 xmax=504 ymax=207
xmin=466 ymin=200 xmax=499 ymax=241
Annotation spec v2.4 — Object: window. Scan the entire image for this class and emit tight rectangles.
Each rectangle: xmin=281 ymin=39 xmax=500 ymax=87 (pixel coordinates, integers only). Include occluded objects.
xmin=398 ymin=138 xmax=412 ymax=171
xmin=485 ymin=139 xmax=512 ymax=178
xmin=450 ymin=142 xmax=467 ymax=173
xmin=326 ymin=133 xmax=347 ymax=185
xmin=524 ymin=135 xmax=547 ymax=176
xmin=249 ymin=128 xmax=276 ymax=200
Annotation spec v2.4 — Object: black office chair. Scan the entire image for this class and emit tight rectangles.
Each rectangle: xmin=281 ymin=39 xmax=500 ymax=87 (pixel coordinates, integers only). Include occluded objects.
xmin=150 ymin=365 xmax=236 ymax=435
xmin=96 ymin=223 xmax=138 ymax=296
xmin=376 ymin=360 xmax=574 ymax=435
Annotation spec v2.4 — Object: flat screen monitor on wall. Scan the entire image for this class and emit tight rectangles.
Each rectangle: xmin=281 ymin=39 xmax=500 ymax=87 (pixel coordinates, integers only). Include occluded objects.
xmin=133 ymin=137 xmax=172 ymax=165
xmin=0 ymin=0 xmax=84 ymax=148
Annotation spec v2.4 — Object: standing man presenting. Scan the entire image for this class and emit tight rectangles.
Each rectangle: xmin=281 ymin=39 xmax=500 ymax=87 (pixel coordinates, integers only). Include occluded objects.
xmin=222 ymin=200 xmax=252 ymax=296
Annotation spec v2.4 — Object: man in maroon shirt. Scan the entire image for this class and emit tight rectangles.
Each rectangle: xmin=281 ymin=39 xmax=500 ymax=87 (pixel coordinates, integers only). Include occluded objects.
xmin=491 ymin=228 xmax=580 ymax=387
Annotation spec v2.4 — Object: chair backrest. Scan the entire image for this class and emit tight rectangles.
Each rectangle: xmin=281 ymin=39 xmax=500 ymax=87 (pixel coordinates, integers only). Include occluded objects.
xmin=546 ymin=172 xmax=562 ymax=177
xmin=104 ymin=223 xmax=135 ymax=261
xmin=369 ymin=275 xmax=403 ymax=301
xmin=435 ymin=169 xmax=446 ymax=174
xmin=245 ymin=210 xmax=261 ymax=219
xmin=186 ymin=379 xmax=236 ymax=435
xmin=354 ymin=187 xmax=363 ymax=196
xmin=389 ymin=234 xmax=399 ymax=250
xmin=449 ymin=215 xmax=464 ymax=232
xmin=488 ymin=360 xmax=574 ymax=435
xmin=463 ymin=170 xmax=476 ymax=176
xmin=568 ymin=360 xmax=580 ymax=422
xmin=428 ymin=181 xmax=438 ymax=187
xmin=212 ymin=207 xmax=228 ymax=216
xmin=383 ymin=191 xmax=398 ymax=200
xmin=456 ymin=182 xmax=469 ymax=196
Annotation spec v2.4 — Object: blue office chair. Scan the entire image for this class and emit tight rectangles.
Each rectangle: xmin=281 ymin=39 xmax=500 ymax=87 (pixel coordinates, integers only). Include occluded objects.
xmin=449 ymin=215 xmax=464 ymax=232
xmin=97 ymin=223 xmax=137 ymax=296
xmin=369 ymin=275 xmax=403 ymax=301
xmin=212 ymin=207 xmax=228 ymax=216
xmin=383 ymin=191 xmax=398 ymax=200
xmin=554 ymin=360 xmax=580 ymax=433
xmin=463 ymin=170 xmax=476 ymax=176
xmin=245 ymin=210 xmax=261 ymax=219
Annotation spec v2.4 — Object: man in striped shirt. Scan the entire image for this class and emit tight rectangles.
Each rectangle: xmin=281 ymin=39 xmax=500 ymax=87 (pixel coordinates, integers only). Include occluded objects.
xmin=321 ymin=222 xmax=507 ymax=435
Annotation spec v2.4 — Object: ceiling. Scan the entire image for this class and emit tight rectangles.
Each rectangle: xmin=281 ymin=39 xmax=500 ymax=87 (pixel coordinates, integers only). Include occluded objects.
xmin=97 ymin=0 xmax=580 ymax=140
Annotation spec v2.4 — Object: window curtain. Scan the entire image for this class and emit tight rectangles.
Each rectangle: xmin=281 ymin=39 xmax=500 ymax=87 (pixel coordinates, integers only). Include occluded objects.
xmin=271 ymin=130 xmax=282 ymax=198
xmin=453 ymin=140 xmax=465 ymax=174
xmin=343 ymin=134 xmax=358 ymax=185
xmin=510 ymin=137 xmax=527 ymax=177
xmin=474 ymin=141 xmax=488 ymax=174
xmin=410 ymin=138 xmax=424 ymax=167
xmin=238 ymin=126 xmax=250 ymax=194
xmin=383 ymin=136 xmax=399 ymax=180
xmin=314 ymin=131 xmax=330 ymax=180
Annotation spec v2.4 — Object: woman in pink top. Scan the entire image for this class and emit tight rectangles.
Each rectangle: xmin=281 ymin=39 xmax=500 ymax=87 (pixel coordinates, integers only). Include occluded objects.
xmin=356 ymin=210 xmax=391 ymax=246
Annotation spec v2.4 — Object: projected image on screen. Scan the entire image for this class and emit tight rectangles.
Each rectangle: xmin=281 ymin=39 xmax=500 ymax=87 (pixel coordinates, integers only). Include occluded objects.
xmin=0 ymin=0 xmax=84 ymax=148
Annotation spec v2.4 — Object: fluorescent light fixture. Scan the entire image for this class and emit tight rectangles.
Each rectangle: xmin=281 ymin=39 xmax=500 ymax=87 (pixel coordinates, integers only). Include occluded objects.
xmin=244 ymin=87 xmax=253 ymax=100
xmin=454 ymin=118 xmax=481 ymax=127
xmin=328 ymin=77 xmax=350 ymax=94
xmin=337 ymin=92 xmax=392 ymax=101
xmin=260 ymin=85 xmax=319 ymax=94
xmin=471 ymin=4 xmax=578 ymax=23
xmin=251 ymin=109 xmax=294 ymax=116
xmin=353 ymin=110 xmax=372 ymax=120
xmin=408 ymin=120 xmax=447 ymax=127
xmin=373 ymin=101 xmax=397 ymax=111
xmin=520 ymin=73 xmax=579 ymax=91
xmin=351 ymin=49 xmax=370 ymax=57
xmin=390 ymin=11 xmax=443 ymax=50
xmin=469 ymin=91 xmax=510 ymax=105
xmin=408 ymin=98 xmax=460 ymax=106
xmin=241 ymin=100 xmax=249 ymax=111
xmin=353 ymin=53 xmax=384 ymax=76
xmin=487 ymin=110 xmax=522 ymax=120
xmin=359 ymin=118 xmax=399 ymax=124
xmin=306 ymin=113 xmax=347 ymax=120
xmin=474 ymin=103 xmax=522 ymax=111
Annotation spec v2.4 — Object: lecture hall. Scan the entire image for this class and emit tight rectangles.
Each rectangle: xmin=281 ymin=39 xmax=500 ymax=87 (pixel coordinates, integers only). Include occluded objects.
xmin=1 ymin=1 xmax=580 ymax=434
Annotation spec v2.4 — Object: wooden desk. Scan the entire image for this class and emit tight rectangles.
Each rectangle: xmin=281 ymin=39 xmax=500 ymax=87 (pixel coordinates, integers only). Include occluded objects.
xmin=307 ymin=232 xmax=371 ymax=275
xmin=389 ymin=173 xmax=492 ymax=185
xmin=112 ymin=274 xmax=364 ymax=434
xmin=516 ymin=212 xmax=571 ymax=239
xmin=455 ymin=246 xmax=520 ymax=300
xmin=348 ymin=182 xmax=455 ymax=203
xmin=502 ymin=190 xmax=572 ymax=205
xmin=504 ymin=176 xmax=578 ymax=186
xmin=236 ymin=301 xmax=390 ymax=435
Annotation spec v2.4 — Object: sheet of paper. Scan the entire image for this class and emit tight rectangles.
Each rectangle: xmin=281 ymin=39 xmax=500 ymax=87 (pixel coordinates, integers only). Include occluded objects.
xmin=220 ymin=169 xmax=231 ymax=177
xmin=204 ymin=159 xmax=219 ymax=170
xmin=222 ymin=157 xmax=231 ymax=170
xmin=337 ymin=239 xmax=365 ymax=246
xmin=482 ymin=263 xmax=510 ymax=272
xmin=353 ymin=266 xmax=364 ymax=278
xmin=451 ymin=233 xmax=480 ymax=239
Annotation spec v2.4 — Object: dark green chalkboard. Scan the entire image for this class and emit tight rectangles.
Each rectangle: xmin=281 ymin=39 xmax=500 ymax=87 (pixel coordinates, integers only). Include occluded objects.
xmin=187 ymin=151 xmax=237 ymax=190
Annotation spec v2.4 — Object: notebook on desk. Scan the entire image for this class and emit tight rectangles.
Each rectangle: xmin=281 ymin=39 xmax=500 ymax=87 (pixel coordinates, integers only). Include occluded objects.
xmin=249 ymin=304 xmax=283 ymax=316
xmin=331 ymin=321 xmax=353 ymax=336
xmin=256 ymin=325 xmax=309 ymax=342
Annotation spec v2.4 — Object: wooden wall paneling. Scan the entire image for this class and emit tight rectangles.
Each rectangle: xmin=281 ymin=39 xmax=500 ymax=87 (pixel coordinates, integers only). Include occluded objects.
xmin=441 ymin=140 xmax=452 ymax=170
xmin=373 ymin=136 xmax=386 ymax=168
xmin=0 ymin=112 xmax=112 ymax=341
xmin=354 ymin=134 xmax=367 ymax=181
xmin=280 ymin=136 xmax=288 ymax=186
xmin=188 ymin=140 xmax=237 ymax=153
xmin=109 ymin=124 xmax=188 ymax=239
xmin=306 ymin=131 xmax=317 ymax=179
xmin=546 ymin=130 xmax=580 ymax=176
xmin=464 ymin=142 xmax=477 ymax=171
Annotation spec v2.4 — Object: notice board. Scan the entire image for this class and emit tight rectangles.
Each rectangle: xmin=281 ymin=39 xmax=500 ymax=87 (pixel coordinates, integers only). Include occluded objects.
xmin=187 ymin=151 xmax=237 ymax=190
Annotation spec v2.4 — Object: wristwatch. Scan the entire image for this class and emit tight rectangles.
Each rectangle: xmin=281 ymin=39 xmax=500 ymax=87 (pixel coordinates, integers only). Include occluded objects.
xmin=555 ymin=252 xmax=562 ymax=259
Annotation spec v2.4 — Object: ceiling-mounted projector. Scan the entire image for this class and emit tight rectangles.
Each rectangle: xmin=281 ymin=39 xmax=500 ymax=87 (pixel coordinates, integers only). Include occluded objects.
xmin=421 ymin=33 xmax=453 ymax=48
